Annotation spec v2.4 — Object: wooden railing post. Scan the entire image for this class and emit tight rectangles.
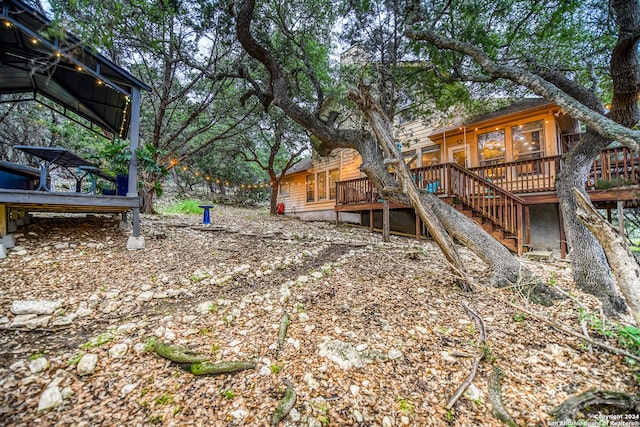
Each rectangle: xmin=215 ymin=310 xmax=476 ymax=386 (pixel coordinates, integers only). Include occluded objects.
xmin=517 ymin=203 xmax=523 ymax=256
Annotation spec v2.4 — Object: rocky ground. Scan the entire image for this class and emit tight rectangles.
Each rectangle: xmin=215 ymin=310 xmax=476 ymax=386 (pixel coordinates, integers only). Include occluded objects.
xmin=0 ymin=205 xmax=637 ymax=426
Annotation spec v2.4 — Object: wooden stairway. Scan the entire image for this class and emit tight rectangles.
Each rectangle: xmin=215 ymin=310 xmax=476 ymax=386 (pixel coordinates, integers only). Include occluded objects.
xmin=445 ymin=163 xmax=525 ymax=254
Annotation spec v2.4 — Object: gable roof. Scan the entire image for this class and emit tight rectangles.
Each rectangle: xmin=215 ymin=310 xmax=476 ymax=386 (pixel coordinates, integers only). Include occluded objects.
xmin=0 ymin=0 xmax=150 ymax=138
xmin=464 ymin=98 xmax=554 ymax=127
xmin=284 ymin=158 xmax=312 ymax=175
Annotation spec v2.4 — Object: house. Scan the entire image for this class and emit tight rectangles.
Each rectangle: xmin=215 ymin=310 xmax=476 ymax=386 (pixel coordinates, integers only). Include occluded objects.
xmin=280 ymin=98 xmax=640 ymax=256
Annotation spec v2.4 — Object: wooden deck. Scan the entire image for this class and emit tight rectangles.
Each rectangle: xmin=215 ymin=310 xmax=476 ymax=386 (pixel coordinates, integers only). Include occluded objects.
xmin=0 ymin=189 xmax=141 ymax=236
xmin=335 ymin=146 xmax=639 ymax=254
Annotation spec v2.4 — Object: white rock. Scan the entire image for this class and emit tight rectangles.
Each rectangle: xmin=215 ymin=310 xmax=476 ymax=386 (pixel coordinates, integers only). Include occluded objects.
xmin=153 ymin=292 xmax=169 ymax=299
xmin=297 ymin=275 xmax=309 ymax=283
xmin=465 ymin=383 xmax=482 ymax=402
xmin=105 ymin=290 xmax=120 ymax=299
xmin=400 ymin=415 xmax=410 ymax=425
xmin=196 ymin=301 xmax=215 ymax=314
xmin=108 ymin=343 xmax=128 ymax=358
xmin=259 ymin=366 xmax=271 ymax=376
xmin=101 ymin=300 xmax=120 ymax=314
xmin=11 ymin=300 xmax=62 ymax=315
xmin=163 ymin=329 xmax=176 ymax=341
xmin=382 ymin=415 xmax=393 ymax=427
xmin=290 ymin=408 xmax=301 ymax=422
xmin=303 ymin=372 xmax=319 ymax=389
xmin=54 ymin=242 xmax=69 ymax=250
xmin=51 ymin=316 xmax=74 ymax=326
xmin=349 ymin=384 xmax=360 ymax=395
xmin=0 ymin=316 xmax=9 ymax=325
xmin=310 ymin=271 xmax=323 ymax=280
xmin=140 ymin=284 xmax=153 ymax=291
xmin=231 ymin=409 xmax=247 ymax=419
xmin=353 ymin=409 xmax=364 ymax=423
xmin=29 ymin=357 xmax=48 ymax=374
xmin=388 ymin=349 xmax=403 ymax=360
xmin=137 ymin=291 xmax=154 ymax=302
xmin=298 ymin=312 xmax=310 ymax=322
xmin=77 ymin=354 xmax=98 ymax=376
xmin=13 ymin=315 xmax=51 ymax=329
xmin=133 ymin=343 xmax=147 ymax=354
xmin=37 ymin=385 xmax=63 ymax=412
xmin=356 ymin=344 xmax=369 ymax=352
xmin=121 ymin=383 xmax=137 ymax=396
xmin=304 ymin=325 xmax=315 ymax=334
xmin=61 ymin=387 xmax=74 ymax=399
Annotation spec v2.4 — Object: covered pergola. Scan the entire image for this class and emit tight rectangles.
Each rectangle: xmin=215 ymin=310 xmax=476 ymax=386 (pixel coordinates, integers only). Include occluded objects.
xmin=0 ymin=0 xmax=150 ymax=248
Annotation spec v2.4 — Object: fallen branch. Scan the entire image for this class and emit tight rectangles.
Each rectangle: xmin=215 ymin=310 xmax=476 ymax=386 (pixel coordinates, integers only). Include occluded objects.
xmin=445 ymin=356 xmax=481 ymax=410
xmin=488 ymin=366 xmax=518 ymax=427
xmin=445 ymin=303 xmax=486 ymax=409
xmin=487 ymin=291 xmax=640 ymax=362
xmin=153 ymin=340 xmax=209 ymax=364
xmin=190 ymin=360 xmax=256 ymax=376
xmin=270 ymin=380 xmax=297 ymax=426
xmin=278 ymin=313 xmax=290 ymax=350
xmin=551 ymin=389 xmax=640 ymax=422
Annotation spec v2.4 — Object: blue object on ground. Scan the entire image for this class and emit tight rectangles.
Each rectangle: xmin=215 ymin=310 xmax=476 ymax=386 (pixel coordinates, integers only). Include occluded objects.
xmin=199 ymin=205 xmax=214 ymax=224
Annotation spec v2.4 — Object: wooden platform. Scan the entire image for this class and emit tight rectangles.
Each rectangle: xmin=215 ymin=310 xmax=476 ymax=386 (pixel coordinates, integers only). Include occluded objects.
xmin=0 ymin=189 xmax=141 ymax=236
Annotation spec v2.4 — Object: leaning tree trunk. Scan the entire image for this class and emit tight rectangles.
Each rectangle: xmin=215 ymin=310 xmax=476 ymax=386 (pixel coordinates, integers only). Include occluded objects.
xmin=350 ymin=83 xmax=523 ymax=288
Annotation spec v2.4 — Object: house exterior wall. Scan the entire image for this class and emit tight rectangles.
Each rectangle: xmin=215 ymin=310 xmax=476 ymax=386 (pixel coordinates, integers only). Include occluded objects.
xmin=429 ymin=105 xmax=562 ymax=167
xmin=279 ymin=148 xmax=362 ymax=223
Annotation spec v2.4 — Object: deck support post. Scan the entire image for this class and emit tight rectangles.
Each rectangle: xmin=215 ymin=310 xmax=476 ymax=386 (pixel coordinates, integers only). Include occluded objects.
xmin=369 ymin=209 xmax=374 ymax=232
xmin=617 ymin=200 xmax=625 ymax=235
xmin=524 ymin=205 xmax=531 ymax=245
xmin=382 ymin=200 xmax=390 ymax=242
xmin=415 ymin=208 xmax=421 ymax=241
xmin=557 ymin=204 xmax=567 ymax=259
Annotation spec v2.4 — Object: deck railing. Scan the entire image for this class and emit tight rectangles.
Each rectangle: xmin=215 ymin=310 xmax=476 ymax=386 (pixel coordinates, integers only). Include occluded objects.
xmin=335 ymin=177 xmax=378 ymax=205
xmin=587 ymin=146 xmax=640 ymax=190
xmin=470 ymin=156 xmax=561 ymax=193
xmin=447 ymin=163 xmax=525 ymax=248
xmin=336 ymin=146 xmax=640 ymax=205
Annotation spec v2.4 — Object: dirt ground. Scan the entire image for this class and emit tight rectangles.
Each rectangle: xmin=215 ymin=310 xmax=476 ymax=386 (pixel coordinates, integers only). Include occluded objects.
xmin=0 ymin=205 xmax=637 ymax=426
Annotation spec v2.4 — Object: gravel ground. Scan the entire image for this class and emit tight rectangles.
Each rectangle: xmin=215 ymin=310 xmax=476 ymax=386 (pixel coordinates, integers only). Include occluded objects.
xmin=0 ymin=205 xmax=637 ymax=426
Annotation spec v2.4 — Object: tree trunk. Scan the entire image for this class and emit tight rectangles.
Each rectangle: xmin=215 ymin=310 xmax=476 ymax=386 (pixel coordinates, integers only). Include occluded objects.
xmin=574 ymin=188 xmax=640 ymax=324
xmin=270 ymin=186 xmax=278 ymax=214
xmin=141 ymin=172 xmax=157 ymax=215
xmin=556 ymin=132 xmax=626 ymax=314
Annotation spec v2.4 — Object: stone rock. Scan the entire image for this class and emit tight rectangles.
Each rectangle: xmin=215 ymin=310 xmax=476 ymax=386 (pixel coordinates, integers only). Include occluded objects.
xmin=298 ymin=312 xmax=310 ymax=322
xmin=126 ymin=236 xmax=145 ymax=250
xmin=290 ymin=408 xmax=301 ymax=422
xmin=74 ymin=304 xmax=93 ymax=318
xmin=388 ymin=349 xmax=403 ymax=360
xmin=121 ymin=383 xmax=137 ymax=396
xmin=54 ymin=242 xmax=69 ymax=250
xmin=77 ymin=354 xmax=98 ymax=376
xmin=29 ymin=357 xmax=49 ymax=374
xmin=196 ymin=301 xmax=215 ymax=314
xmin=319 ymin=339 xmax=382 ymax=369
xmin=353 ymin=409 xmax=364 ymax=423
xmin=296 ymin=275 xmax=309 ymax=284
xmin=0 ymin=244 xmax=6 ymax=259
xmin=11 ymin=300 xmax=62 ymax=315
xmin=382 ymin=415 xmax=393 ymax=427
xmin=0 ymin=316 xmax=9 ymax=325
xmin=51 ymin=315 xmax=74 ymax=327
xmin=153 ymin=292 xmax=169 ymax=299
xmin=133 ymin=343 xmax=147 ymax=354
xmin=349 ymin=384 xmax=360 ymax=395
xmin=230 ymin=409 xmax=247 ymax=419
xmin=61 ymin=386 xmax=74 ymax=399
xmin=37 ymin=385 xmax=63 ymax=412
xmin=310 ymin=271 xmax=323 ymax=280
xmin=100 ymin=300 xmax=121 ymax=314
xmin=11 ymin=314 xmax=51 ymax=329
xmin=108 ymin=343 xmax=128 ymax=358
xmin=303 ymin=372 xmax=319 ymax=389
xmin=137 ymin=291 xmax=154 ymax=302
xmin=465 ymin=383 xmax=482 ymax=402
xmin=1 ymin=235 xmax=16 ymax=249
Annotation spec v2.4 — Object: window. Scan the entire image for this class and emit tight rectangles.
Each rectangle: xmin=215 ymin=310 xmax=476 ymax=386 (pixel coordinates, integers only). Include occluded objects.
xmin=329 ymin=169 xmax=339 ymax=199
xmin=306 ymin=174 xmax=315 ymax=202
xmin=317 ymin=171 xmax=327 ymax=200
xmin=512 ymin=120 xmax=544 ymax=160
xmin=478 ymin=129 xmax=505 ymax=165
xmin=279 ymin=183 xmax=289 ymax=197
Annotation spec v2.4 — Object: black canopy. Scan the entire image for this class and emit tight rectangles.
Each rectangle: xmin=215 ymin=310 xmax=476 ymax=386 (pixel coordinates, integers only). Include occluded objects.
xmin=0 ymin=0 xmax=150 ymax=138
